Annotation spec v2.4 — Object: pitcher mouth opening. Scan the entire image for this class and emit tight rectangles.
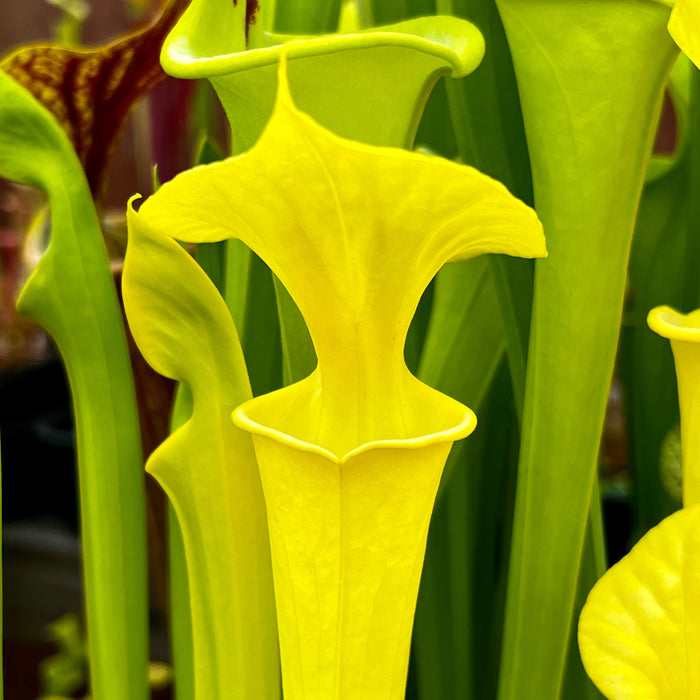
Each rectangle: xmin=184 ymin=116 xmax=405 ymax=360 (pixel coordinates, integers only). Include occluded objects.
xmin=231 ymin=375 xmax=477 ymax=464
xmin=162 ymin=16 xmax=484 ymax=80
xmin=648 ymin=306 xmax=700 ymax=342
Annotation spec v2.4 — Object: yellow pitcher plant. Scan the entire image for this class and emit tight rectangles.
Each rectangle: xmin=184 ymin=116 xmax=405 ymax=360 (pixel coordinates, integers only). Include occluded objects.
xmin=122 ymin=56 xmax=545 ymax=700
xmin=579 ymin=309 xmax=700 ymax=698
xmin=650 ymin=307 xmax=700 ymax=506
xmin=579 ymin=500 xmax=700 ymax=698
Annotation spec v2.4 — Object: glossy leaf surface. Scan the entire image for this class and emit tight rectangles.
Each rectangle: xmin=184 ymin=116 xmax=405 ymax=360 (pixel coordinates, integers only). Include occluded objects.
xmin=495 ymin=1 xmax=678 ymax=698
xmin=579 ymin=503 xmax=700 ymax=699
xmin=436 ymin=0 xmax=533 ymax=421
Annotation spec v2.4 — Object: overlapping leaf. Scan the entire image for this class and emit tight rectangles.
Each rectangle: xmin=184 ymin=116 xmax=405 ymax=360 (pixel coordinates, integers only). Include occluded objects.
xmin=494 ymin=2 xmax=678 ymax=698
xmin=0 ymin=72 xmax=147 ymax=700
xmin=132 ymin=61 xmax=545 ymax=457
xmin=579 ymin=503 xmax=700 ymax=699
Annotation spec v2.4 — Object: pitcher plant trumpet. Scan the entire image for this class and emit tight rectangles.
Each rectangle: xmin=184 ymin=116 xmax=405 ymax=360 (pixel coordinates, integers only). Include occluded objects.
xmin=123 ymin=56 xmax=545 ymax=700
xmin=578 ymin=306 xmax=700 ymax=698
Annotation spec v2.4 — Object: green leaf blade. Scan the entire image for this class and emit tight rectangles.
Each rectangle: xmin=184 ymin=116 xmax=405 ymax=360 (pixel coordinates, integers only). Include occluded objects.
xmin=123 ymin=202 xmax=280 ymax=700
xmin=494 ymin=2 xmax=679 ymax=698
xmin=0 ymin=72 xmax=148 ymax=700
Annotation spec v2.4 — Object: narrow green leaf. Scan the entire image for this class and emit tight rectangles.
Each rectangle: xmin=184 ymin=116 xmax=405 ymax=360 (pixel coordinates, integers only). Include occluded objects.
xmin=223 ymin=239 xmax=251 ymax=331
xmin=404 ymin=280 xmax=435 ymax=375
xmin=487 ymin=257 xmax=530 ymax=421
xmin=195 ymin=241 xmax=226 ymax=293
xmin=436 ymin=0 xmax=534 ymax=421
xmin=418 ymin=259 xmax=501 ymax=392
xmin=419 ymin=258 xmax=506 ymax=496
xmin=0 ymin=73 xmax=148 ymax=700
xmin=414 ymin=363 xmax=516 ymax=700
xmin=219 ymin=226 xmax=283 ymax=397
xmin=413 ymin=483 xmax=453 ymax=700
xmin=413 ymin=260 xmax=507 ymax=698
xmin=623 ymin=140 xmax=688 ymax=533
xmin=494 ymin=3 xmax=678 ymax=699
xmin=193 ymin=138 xmax=227 ymax=295
xmin=235 ymin=251 xmax=282 ymax=396
xmin=413 ymin=80 xmax=458 ymax=159
xmin=223 ymin=242 xmax=283 ymax=396
xmin=273 ymin=277 xmax=316 ymax=385
xmin=194 ymin=134 xmax=224 ymax=166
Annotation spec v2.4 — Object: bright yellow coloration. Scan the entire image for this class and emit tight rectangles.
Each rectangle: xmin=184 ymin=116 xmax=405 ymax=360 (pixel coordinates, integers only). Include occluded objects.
xmin=579 ymin=503 xmax=700 ymax=699
xmin=649 ymin=306 xmax=700 ymax=506
xmin=130 ymin=58 xmax=545 ymax=699
xmin=669 ymin=0 xmax=700 ymax=69
xmin=137 ymin=66 xmax=545 ymax=459
xmin=579 ymin=307 xmax=700 ymax=699
xmin=124 ymin=201 xmax=279 ymax=698
xmin=240 ymin=434 xmax=457 ymax=699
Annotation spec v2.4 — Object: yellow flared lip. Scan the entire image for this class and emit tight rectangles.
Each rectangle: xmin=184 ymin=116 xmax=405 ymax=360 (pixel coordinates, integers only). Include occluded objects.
xmin=648 ymin=305 xmax=700 ymax=341
xmin=232 ymin=400 xmax=477 ymax=464
xmin=162 ymin=20 xmax=485 ymax=80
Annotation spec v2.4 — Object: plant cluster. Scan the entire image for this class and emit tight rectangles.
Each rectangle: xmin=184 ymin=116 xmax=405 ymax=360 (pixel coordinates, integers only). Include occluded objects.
xmin=1 ymin=0 xmax=699 ymax=699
